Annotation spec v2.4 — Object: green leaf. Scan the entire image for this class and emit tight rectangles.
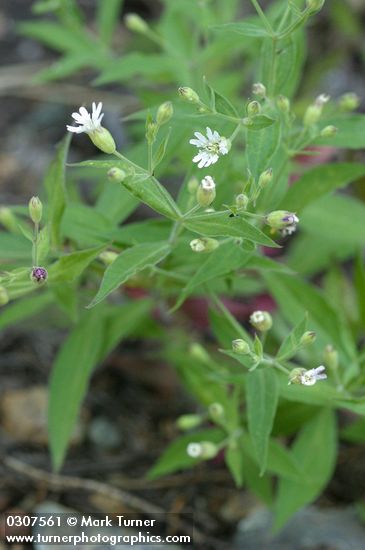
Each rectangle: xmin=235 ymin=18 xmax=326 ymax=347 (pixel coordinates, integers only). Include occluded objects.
xmin=274 ymin=409 xmax=337 ymax=531
xmin=147 ymin=428 xmax=225 ymax=479
xmin=173 ymin=241 xmax=251 ymax=310
xmin=225 ymin=439 xmax=244 ymax=487
xmin=184 ymin=212 xmax=279 ymax=247
xmin=18 ymin=21 xmax=97 ymax=54
xmin=279 ymin=163 xmax=365 ymax=212
xmin=94 ymin=53 xmax=175 ymax=85
xmin=96 ymin=182 xmax=138 ymax=225
xmin=153 ymin=130 xmax=172 ymax=171
xmin=0 ymin=292 xmax=53 ymax=330
xmin=354 ymin=251 xmax=365 ymax=327
xmin=97 ymin=0 xmax=123 ymax=45
xmin=277 ymin=314 xmax=308 ymax=361
xmin=0 ymin=233 xmax=31 ymax=260
xmin=315 ymin=115 xmax=365 ymax=149
xmin=61 ymin=203 xmax=114 ymax=247
xmin=246 ymin=369 xmax=278 ymax=475
xmin=246 ymin=117 xmax=281 ymax=180
xmin=48 ymin=245 xmax=106 ymax=282
xmin=245 ymin=115 xmax=276 ymax=130
xmin=45 ymin=134 xmax=71 ymax=248
xmin=212 ymin=21 xmax=269 ymax=37
xmin=52 ymin=283 xmax=78 ymax=323
xmin=49 ymin=310 xmax=104 ymax=470
xmin=88 ymin=242 xmax=171 ymax=308
xmin=122 ymin=174 xmax=181 ymax=220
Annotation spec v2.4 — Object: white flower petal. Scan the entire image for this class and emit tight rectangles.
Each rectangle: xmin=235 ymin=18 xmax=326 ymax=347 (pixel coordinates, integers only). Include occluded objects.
xmin=66 ymin=125 xmax=85 ymax=133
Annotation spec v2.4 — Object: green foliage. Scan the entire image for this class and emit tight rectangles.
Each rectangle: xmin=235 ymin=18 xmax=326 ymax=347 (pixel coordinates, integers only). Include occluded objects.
xmin=0 ymin=0 xmax=363 ymax=531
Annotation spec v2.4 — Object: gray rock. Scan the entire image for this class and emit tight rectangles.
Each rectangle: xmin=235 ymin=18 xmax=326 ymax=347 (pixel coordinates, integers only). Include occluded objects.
xmin=234 ymin=505 xmax=365 ymax=550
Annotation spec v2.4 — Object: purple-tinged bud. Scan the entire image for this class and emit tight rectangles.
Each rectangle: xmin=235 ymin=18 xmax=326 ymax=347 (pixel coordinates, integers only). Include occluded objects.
xmin=107 ymin=167 xmax=127 ymax=183
xmin=178 ymin=87 xmax=200 ymax=104
xmin=31 ymin=266 xmax=48 ymax=284
xmin=266 ymin=210 xmax=299 ymax=231
xmin=300 ymin=331 xmax=317 ymax=346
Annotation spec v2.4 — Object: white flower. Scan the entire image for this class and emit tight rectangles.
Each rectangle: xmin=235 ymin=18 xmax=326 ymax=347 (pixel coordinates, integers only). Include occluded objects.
xmin=201 ymin=175 xmax=215 ymax=191
xmin=250 ymin=311 xmax=265 ymax=324
xmin=67 ymin=102 xmax=104 ymax=134
xmin=190 ymin=127 xmax=231 ymax=168
xmin=187 ymin=443 xmax=202 ymax=458
xmin=315 ymin=94 xmax=330 ymax=107
xmin=300 ymin=365 xmax=327 ymax=386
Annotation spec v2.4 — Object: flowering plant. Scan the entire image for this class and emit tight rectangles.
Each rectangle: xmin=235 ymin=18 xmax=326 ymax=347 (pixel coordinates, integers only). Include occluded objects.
xmin=2 ymin=0 xmax=365 ymax=531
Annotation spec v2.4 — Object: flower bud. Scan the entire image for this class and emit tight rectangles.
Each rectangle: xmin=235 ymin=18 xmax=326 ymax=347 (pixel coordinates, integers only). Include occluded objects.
xmin=28 ymin=196 xmax=43 ymax=224
xmin=187 ymin=441 xmax=218 ymax=460
xmin=156 ymin=101 xmax=173 ymax=126
xmin=258 ymin=168 xmax=273 ymax=188
xmin=99 ymin=251 xmax=118 ymax=265
xmin=339 ymin=92 xmax=360 ymax=111
xmin=232 ymin=339 xmax=250 ymax=355
xmin=189 ymin=343 xmax=210 ymax=362
xmin=176 ymin=414 xmax=203 ymax=431
xmin=190 ymin=238 xmax=219 ymax=253
xmin=303 ymin=105 xmax=322 ymax=127
xmin=300 ymin=331 xmax=317 ymax=346
xmin=306 ymin=0 xmax=325 ymax=13
xmin=124 ymin=13 xmax=149 ymax=34
xmin=235 ymin=193 xmax=249 ymax=210
xmin=247 ymin=100 xmax=261 ymax=117
xmin=178 ymin=87 xmax=200 ymax=104
xmin=0 ymin=286 xmax=9 ymax=306
xmin=209 ymin=403 xmax=225 ymax=423
xmin=196 ymin=176 xmax=216 ymax=207
xmin=320 ymin=125 xmax=338 ymax=137
xmin=187 ymin=177 xmax=199 ymax=194
xmin=250 ymin=310 xmax=272 ymax=332
xmin=323 ymin=344 xmax=339 ymax=370
xmin=145 ymin=121 xmax=158 ymax=144
xmin=266 ymin=210 xmax=299 ymax=230
xmin=252 ymin=82 xmax=266 ymax=98
xmin=88 ymin=127 xmax=116 ymax=154
xmin=277 ymin=95 xmax=290 ymax=113
xmin=288 ymin=367 xmax=307 ymax=385
xmin=30 ymin=266 xmax=48 ymax=284
xmin=107 ymin=167 xmax=127 ymax=183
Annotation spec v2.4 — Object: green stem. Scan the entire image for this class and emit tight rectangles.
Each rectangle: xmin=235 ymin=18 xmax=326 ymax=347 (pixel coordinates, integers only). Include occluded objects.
xmin=209 ymin=292 xmax=250 ymax=341
xmin=147 ymin=141 xmax=153 ymax=175
xmin=250 ymin=0 xmax=275 ymax=36
xmin=32 ymin=222 xmax=39 ymax=266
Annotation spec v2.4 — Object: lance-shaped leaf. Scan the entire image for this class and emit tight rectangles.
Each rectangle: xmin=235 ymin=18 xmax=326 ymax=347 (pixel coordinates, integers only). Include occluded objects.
xmin=184 ymin=212 xmax=279 ymax=247
xmin=122 ymin=174 xmax=181 ymax=220
xmin=48 ymin=245 xmax=106 ymax=282
xmin=88 ymin=242 xmax=171 ymax=308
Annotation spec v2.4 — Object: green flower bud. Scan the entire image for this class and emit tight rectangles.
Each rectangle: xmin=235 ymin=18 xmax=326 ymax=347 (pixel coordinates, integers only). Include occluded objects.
xmin=189 ymin=343 xmax=210 ymax=362
xmin=323 ymin=344 xmax=339 ymax=370
xmin=252 ymin=82 xmax=266 ymax=98
xmin=0 ymin=286 xmax=9 ymax=306
xmin=306 ymin=0 xmax=325 ymax=13
xmin=266 ymin=210 xmax=299 ymax=230
xmin=107 ymin=167 xmax=127 ymax=183
xmin=187 ymin=177 xmax=199 ymax=194
xmin=288 ymin=367 xmax=307 ymax=385
xmin=247 ymin=100 xmax=261 ymax=117
xmin=300 ymin=331 xmax=317 ymax=346
xmin=232 ymin=339 xmax=250 ymax=355
xmin=209 ymin=403 xmax=225 ymax=423
xmin=196 ymin=176 xmax=216 ymax=207
xmin=277 ymin=95 xmax=290 ymax=113
xmin=320 ymin=125 xmax=338 ymax=137
xmin=339 ymin=92 xmax=360 ymax=112
xmin=250 ymin=310 xmax=272 ymax=332
xmin=124 ymin=13 xmax=149 ymax=34
xmin=88 ymin=127 xmax=116 ymax=154
xmin=187 ymin=441 xmax=218 ymax=460
xmin=235 ymin=193 xmax=249 ymax=210
xmin=28 ymin=196 xmax=43 ymax=224
xmin=156 ymin=101 xmax=173 ymax=126
xmin=176 ymin=414 xmax=203 ymax=431
xmin=304 ymin=94 xmax=330 ymax=127
xmin=258 ymin=168 xmax=273 ymax=188
xmin=99 ymin=251 xmax=118 ymax=266
xmin=190 ymin=238 xmax=219 ymax=253
xmin=145 ymin=120 xmax=158 ymax=144
xmin=178 ymin=87 xmax=200 ymax=104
